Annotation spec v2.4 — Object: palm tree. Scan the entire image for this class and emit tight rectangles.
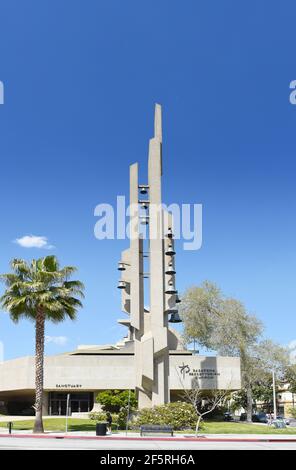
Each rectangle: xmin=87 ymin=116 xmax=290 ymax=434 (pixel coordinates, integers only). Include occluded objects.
xmin=0 ymin=256 xmax=84 ymax=433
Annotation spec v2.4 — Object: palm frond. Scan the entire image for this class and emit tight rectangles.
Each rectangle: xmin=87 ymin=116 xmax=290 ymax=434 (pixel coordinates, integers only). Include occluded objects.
xmin=10 ymin=259 xmax=31 ymax=278
xmin=41 ymin=255 xmax=59 ymax=273
xmin=1 ymin=256 xmax=84 ymax=325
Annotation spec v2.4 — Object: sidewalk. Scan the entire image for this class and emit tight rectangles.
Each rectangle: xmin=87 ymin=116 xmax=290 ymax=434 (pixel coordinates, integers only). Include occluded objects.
xmin=0 ymin=428 xmax=296 ymax=442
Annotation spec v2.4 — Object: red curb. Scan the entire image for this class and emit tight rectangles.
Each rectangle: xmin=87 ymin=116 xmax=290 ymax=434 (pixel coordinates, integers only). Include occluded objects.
xmin=0 ymin=433 xmax=296 ymax=443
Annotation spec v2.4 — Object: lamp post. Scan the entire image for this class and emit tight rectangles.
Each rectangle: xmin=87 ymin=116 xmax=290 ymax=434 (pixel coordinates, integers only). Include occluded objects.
xmin=272 ymin=370 xmax=277 ymax=420
xmin=125 ymin=389 xmax=131 ymax=436
xmin=65 ymin=393 xmax=70 ymax=434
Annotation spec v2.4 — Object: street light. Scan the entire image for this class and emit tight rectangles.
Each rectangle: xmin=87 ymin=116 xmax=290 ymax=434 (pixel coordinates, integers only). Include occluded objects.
xmin=272 ymin=370 xmax=277 ymax=420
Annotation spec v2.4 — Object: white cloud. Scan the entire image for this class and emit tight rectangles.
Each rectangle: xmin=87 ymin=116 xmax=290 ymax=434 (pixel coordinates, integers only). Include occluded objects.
xmin=14 ymin=235 xmax=54 ymax=249
xmin=45 ymin=336 xmax=68 ymax=346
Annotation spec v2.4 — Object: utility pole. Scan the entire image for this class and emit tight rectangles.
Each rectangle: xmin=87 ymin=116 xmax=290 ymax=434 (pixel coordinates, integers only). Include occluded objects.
xmin=272 ymin=370 xmax=277 ymax=420
xmin=125 ymin=389 xmax=131 ymax=436
xmin=65 ymin=393 xmax=70 ymax=433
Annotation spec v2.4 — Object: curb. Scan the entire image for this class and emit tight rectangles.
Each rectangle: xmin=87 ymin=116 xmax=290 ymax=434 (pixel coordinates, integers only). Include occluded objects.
xmin=0 ymin=433 xmax=296 ymax=443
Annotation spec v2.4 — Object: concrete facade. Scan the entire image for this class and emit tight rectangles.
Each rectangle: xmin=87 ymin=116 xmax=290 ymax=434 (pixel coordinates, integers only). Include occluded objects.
xmin=0 ymin=353 xmax=241 ymax=394
xmin=0 ymin=347 xmax=241 ymax=414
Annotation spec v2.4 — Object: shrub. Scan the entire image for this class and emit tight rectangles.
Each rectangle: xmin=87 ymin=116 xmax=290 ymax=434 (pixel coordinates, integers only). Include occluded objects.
xmin=96 ymin=390 xmax=138 ymax=413
xmin=118 ymin=406 xmax=130 ymax=429
xmin=89 ymin=411 xmax=121 ymax=430
xmin=89 ymin=411 xmax=107 ymax=422
xmin=133 ymin=401 xmax=200 ymax=430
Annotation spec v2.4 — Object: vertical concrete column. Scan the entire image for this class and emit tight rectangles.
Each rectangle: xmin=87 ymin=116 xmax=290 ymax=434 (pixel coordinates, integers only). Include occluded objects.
xmin=129 ymin=163 xmax=150 ymax=408
xmin=129 ymin=163 xmax=143 ymax=332
xmin=148 ymin=104 xmax=170 ymax=406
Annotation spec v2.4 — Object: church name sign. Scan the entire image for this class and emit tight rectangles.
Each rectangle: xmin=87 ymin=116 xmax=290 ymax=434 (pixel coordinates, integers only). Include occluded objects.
xmin=179 ymin=363 xmax=220 ymax=380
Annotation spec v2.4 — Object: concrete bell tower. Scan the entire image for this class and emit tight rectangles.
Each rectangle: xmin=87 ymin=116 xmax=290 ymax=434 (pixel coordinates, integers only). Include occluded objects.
xmin=118 ymin=104 xmax=180 ymax=408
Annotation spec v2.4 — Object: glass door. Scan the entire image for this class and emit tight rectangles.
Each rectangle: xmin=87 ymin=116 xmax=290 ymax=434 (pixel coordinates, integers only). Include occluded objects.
xmin=50 ymin=400 xmax=60 ymax=415
xmin=70 ymin=400 xmax=79 ymax=413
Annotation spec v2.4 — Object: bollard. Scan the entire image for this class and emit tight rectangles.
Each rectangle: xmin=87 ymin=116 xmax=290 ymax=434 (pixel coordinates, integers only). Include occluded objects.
xmin=7 ymin=422 xmax=13 ymax=434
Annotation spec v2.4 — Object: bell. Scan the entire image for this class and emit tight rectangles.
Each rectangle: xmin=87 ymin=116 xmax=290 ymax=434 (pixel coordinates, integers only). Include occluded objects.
xmin=165 ymin=284 xmax=177 ymax=294
xmin=175 ymin=295 xmax=181 ymax=304
xmin=166 ymin=228 xmax=174 ymax=239
xmin=140 ymin=216 xmax=149 ymax=225
xmin=165 ymin=245 xmax=176 ymax=256
xmin=139 ymin=185 xmax=148 ymax=195
xmin=117 ymin=280 xmax=126 ymax=289
xmin=140 ymin=201 xmax=149 ymax=210
xmin=165 ymin=266 xmax=176 ymax=275
xmin=169 ymin=312 xmax=182 ymax=323
xmin=118 ymin=262 xmax=126 ymax=271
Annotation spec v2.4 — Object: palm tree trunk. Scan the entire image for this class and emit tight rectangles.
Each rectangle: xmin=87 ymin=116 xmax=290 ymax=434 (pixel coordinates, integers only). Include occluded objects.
xmin=33 ymin=307 xmax=45 ymax=434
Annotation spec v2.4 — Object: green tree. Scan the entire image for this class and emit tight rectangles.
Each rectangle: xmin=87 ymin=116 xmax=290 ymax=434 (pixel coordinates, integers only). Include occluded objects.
xmin=0 ymin=256 xmax=84 ymax=433
xmin=180 ymin=281 xmax=289 ymax=422
xmin=96 ymin=390 xmax=138 ymax=413
xmin=232 ymin=376 xmax=282 ymax=414
xmin=288 ymin=407 xmax=296 ymax=419
xmin=181 ymin=282 xmax=262 ymax=421
xmin=241 ymin=340 xmax=289 ymax=418
xmin=284 ymin=364 xmax=296 ymax=394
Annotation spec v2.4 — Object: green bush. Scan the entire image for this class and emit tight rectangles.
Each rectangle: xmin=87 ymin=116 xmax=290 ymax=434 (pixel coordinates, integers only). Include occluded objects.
xmin=133 ymin=401 xmax=200 ymax=430
xmin=117 ymin=406 xmax=130 ymax=429
xmin=89 ymin=411 xmax=107 ymax=422
xmin=89 ymin=411 xmax=122 ymax=430
xmin=96 ymin=390 xmax=138 ymax=413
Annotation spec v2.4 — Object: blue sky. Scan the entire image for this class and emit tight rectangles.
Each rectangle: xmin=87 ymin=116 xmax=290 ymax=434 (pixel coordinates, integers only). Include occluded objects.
xmin=0 ymin=0 xmax=296 ymax=359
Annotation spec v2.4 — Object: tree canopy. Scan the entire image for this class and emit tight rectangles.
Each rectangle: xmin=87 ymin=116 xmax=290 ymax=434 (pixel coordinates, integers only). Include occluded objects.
xmin=180 ymin=281 xmax=290 ymax=419
xmin=0 ymin=256 xmax=84 ymax=323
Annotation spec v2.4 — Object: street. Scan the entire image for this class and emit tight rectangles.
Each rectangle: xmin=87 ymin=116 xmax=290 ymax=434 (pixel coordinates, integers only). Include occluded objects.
xmin=0 ymin=436 xmax=296 ymax=450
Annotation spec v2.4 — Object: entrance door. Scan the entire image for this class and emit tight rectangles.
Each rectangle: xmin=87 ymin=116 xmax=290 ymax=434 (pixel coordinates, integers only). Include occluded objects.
xmin=60 ymin=400 xmax=67 ymax=415
xmin=49 ymin=392 xmax=93 ymax=415
xmin=71 ymin=400 xmax=79 ymax=413
xmin=50 ymin=400 xmax=60 ymax=416
xmin=50 ymin=399 xmax=67 ymax=415
xmin=79 ymin=401 xmax=89 ymax=412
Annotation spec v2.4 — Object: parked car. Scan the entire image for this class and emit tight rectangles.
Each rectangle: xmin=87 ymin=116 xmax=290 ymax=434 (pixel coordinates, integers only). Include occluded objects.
xmin=252 ymin=412 xmax=268 ymax=423
xmin=240 ymin=412 xmax=268 ymax=423
xmin=275 ymin=416 xmax=290 ymax=425
xmin=223 ymin=412 xmax=233 ymax=422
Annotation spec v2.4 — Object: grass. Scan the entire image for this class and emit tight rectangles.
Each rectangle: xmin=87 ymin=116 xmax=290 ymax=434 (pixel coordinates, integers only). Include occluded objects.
xmin=0 ymin=418 xmax=296 ymax=434
xmin=0 ymin=418 xmax=96 ymax=432
xmin=198 ymin=421 xmax=296 ymax=435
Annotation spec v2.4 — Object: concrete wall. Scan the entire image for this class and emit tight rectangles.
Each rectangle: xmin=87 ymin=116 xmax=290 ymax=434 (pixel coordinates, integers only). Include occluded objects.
xmin=169 ymin=355 xmax=241 ymax=390
xmin=0 ymin=353 xmax=241 ymax=395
